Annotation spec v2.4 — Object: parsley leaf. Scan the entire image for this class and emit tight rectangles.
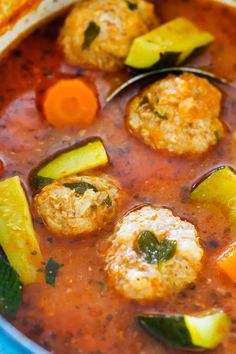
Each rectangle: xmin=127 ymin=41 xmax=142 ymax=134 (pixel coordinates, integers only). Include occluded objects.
xmin=126 ymin=1 xmax=138 ymax=10
xmin=139 ymin=96 xmax=169 ymax=120
xmin=104 ymin=195 xmax=113 ymax=208
xmin=137 ymin=231 xmax=176 ymax=264
xmin=45 ymin=258 xmax=64 ymax=287
xmin=82 ymin=21 xmax=100 ymax=50
xmin=64 ymin=182 xmax=98 ymax=195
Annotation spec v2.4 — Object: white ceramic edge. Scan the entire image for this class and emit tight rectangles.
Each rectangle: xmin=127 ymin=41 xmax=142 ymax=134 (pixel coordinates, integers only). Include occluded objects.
xmin=0 ymin=316 xmax=49 ymax=353
xmin=0 ymin=0 xmax=79 ymax=56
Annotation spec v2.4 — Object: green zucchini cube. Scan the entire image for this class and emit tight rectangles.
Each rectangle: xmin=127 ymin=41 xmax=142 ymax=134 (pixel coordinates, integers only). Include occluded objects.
xmin=125 ymin=17 xmax=214 ymax=69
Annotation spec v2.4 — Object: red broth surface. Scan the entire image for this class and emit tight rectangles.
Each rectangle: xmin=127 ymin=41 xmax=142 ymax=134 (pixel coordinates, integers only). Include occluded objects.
xmin=0 ymin=0 xmax=236 ymax=353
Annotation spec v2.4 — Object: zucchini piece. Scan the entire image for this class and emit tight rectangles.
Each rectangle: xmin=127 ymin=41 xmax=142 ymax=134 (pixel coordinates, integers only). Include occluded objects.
xmin=125 ymin=17 xmax=214 ymax=70
xmin=0 ymin=257 xmax=21 ymax=318
xmin=0 ymin=176 xmax=43 ymax=284
xmin=185 ymin=311 xmax=229 ymax=349
xmin=31 ymin=138 xmax=109 ymax=188
xmin=138 ymin=310 xmax=229 ymax=350
xmin=191 ymin=166 xmax=236 ymax=223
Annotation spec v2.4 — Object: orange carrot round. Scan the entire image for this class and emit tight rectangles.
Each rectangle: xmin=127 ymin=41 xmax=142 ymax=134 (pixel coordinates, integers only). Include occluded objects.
xmin=43 ymin=78 xmax=99 ymax=128
xmin=218 ymin=241 xmax=236 ymax=283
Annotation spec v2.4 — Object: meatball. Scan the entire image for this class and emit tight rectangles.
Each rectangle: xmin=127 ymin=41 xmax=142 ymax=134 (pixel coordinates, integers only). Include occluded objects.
xmin=105 ymin=206 xmax=203 ymax=301
xmin=58 ymin=0 xmax=158 ymax=72
xmin=34 ymin=175 xmax=120 ymax=238
xmin=126 ymin=73 xmax=224 ymax=155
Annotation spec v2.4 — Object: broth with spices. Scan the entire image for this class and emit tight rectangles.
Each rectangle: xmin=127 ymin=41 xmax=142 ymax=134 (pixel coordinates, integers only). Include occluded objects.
xmin=0 ymin=0 xmax=236 ymax=353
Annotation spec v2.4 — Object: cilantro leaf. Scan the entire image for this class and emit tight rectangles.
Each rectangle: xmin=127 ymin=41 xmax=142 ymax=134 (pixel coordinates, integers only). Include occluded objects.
xmin=45 ymin=258 xmax=64 ymax=287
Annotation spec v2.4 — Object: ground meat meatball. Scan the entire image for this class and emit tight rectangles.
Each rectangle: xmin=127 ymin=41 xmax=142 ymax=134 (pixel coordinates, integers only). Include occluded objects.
xmin=105 ymin=206 xmax=203 ymax=301
xmin=126 ymin=73 xmax=224 ymax=155
xmin=58 ymin=0 xmax=158 ymax=72
xmin=34 ymin=175 xmax=120 ymax=238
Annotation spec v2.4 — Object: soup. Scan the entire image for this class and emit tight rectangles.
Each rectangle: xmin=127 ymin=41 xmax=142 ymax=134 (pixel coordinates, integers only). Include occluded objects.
xmin=0 ymin=0 xmax=236 ymax=353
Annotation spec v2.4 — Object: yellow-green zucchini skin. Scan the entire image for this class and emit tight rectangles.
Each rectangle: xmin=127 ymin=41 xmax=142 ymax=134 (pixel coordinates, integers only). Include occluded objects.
xmin=125 ymin=17 xmax=214 ymax=70
xmin=0 ymin=176 xmax=43 ymax=284
xmin=31 ymin=138 xmax=109 ymax=190
xmin=191 ymin=166 xmax=236 ymax=224
xmin=138 ymin=310 xmax=229 ymax=350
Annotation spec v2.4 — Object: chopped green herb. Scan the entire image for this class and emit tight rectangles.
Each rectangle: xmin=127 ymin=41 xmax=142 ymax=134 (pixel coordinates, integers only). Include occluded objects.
xmin=64 ymin=182 xmax=98 ymax=195
xmin=45 ymin=258 xmax=64 ymax=287
xmin=214 ymin=130 xmax=221 ymax=142
xmin=82 ymin=21 xmax=100 ymax=50
xmin=96 ymin=280 xmax=107 ymax=290
xmin=126 ymin=1 xmax=138 ymax=10
xmin=104 ymin=195 xmax=113 ymax=208
xmin=137 ymin=231 xmax=176 ymax=264
xmin=139 ymin=96 xmax=155 ymax=112
xmin=139 ymin=96 xmax=169 ymax=120
xmin=32 ymin=175 xmax=54 ymax=190
xmin=156 ymin=110 xmax=168 ymax=120
xmin=139 ymin=96 xmax=150 ymax=108
xmin=0 ymin=258 xmax=21 ymax=318
xmin=137 ymin=231 xmax=159 ymax=264
xmin=158 ymin=238 xmax=177 ymax=263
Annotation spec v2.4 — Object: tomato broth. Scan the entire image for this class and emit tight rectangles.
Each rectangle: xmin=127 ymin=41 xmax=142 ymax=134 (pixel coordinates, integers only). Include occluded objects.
xmin=0 ymin=0 xmax=236 ymax=353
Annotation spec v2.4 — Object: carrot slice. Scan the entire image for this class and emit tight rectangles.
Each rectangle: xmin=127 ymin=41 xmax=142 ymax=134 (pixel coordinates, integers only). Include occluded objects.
xmin=218 ymin=241 xmax=236 ymax=283
xmin=42 ymin=78 xmax=99 ymax=128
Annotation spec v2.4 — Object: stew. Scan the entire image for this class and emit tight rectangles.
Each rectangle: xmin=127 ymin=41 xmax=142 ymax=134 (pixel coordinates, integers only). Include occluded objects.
xmin=0 ymin=0 xmax=236 ymax=353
